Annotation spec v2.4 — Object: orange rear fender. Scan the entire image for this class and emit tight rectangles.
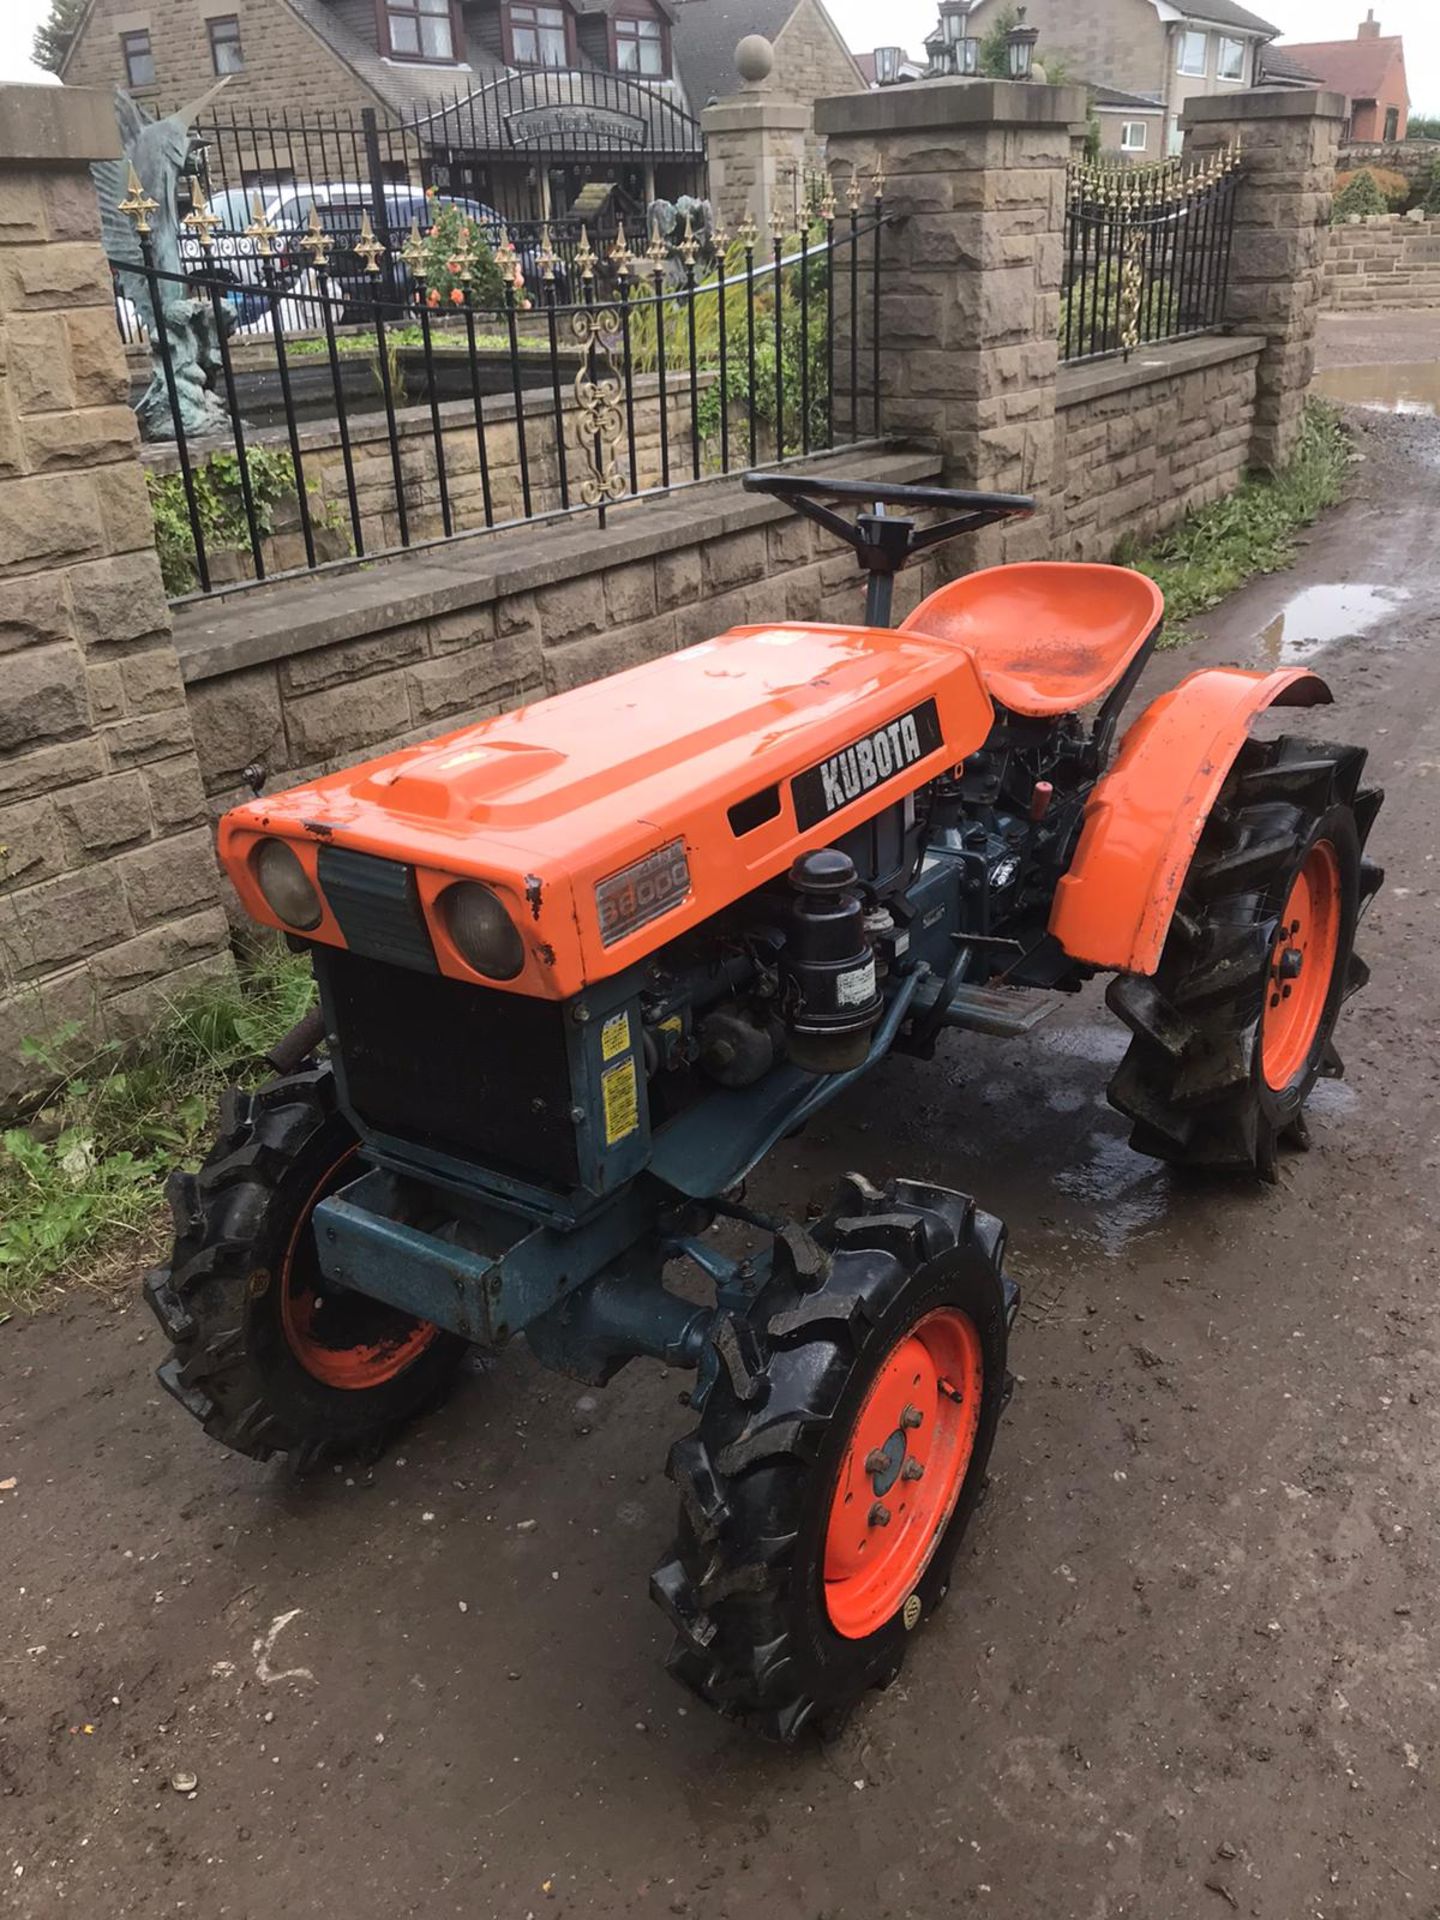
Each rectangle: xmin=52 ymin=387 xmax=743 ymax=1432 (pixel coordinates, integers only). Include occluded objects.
xmin=1049 ymin=666 xmax=1332 ymax=975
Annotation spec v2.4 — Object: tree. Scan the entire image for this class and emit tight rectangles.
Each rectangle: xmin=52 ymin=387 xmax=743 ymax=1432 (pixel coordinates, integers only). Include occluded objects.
xmin=977 ymin=6 xmax=1071 ymax=83
xmin=32 ymin=0 xmax=87 ymax=74
xmin=1332 ymin=168 xmax=1388 ymax=218
xmin=1407 ymin=114 xmax=1440 ymax=140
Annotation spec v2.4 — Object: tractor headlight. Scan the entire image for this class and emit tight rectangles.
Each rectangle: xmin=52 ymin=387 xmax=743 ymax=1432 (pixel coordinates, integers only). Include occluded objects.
xmin=443 ymin=882 xmax=524 ymax=980
xmin=252 ymin=838 xmax=323 ymax=932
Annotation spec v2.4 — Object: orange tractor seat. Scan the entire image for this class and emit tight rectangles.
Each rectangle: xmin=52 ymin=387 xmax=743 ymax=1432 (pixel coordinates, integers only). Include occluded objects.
xmin=900 ymin=563 xmax=1165 ymax=718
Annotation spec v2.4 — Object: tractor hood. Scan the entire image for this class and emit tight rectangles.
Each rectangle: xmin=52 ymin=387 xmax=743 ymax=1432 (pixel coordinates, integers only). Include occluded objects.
xmin=219 ymin=620 xmax=994 ymax=999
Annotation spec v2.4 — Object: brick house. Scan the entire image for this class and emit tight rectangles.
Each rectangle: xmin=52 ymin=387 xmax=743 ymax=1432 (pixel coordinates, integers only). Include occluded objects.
xmin=59 ymin=0 xmax=861 ymax=216
xmin=1260 ymin=12 xmax=1408 ymax=143
xmin=964 ymin=0 xmax=1278 ymax=156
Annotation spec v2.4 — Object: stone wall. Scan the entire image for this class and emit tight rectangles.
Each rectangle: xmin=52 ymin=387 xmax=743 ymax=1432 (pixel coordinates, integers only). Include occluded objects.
xmin=176 ymin=448 xmax=946 ymax=815
xmin=965 ymin=0 xmax=1168 ymax=108
xmin=0 ymin=88 xmax=230 ymax=1106
xmin=141 ymin=371 xmax=717 ymax=585
xmin=1338 ymin=138 xmax=1440 ymax=189
xmin=62 ymin=0 xmax=381 ymax=125
xmin=1052 ymin=336 xmax=1262 ymax=562
xmin=1323 ymin=212 xmax=1440 ymax=310
xmin=770 ymin=0 xmax=865 ymax=163
xmin=1182 ymin=88 xmax=1346 ymax=470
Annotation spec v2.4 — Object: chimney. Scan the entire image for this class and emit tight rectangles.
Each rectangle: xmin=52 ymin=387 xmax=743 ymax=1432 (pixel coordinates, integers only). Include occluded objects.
xmin=1358 ymin=9 xmax=1380 ymax=37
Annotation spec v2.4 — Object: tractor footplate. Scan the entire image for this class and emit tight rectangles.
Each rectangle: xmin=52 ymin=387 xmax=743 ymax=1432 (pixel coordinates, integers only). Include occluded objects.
xmin=933 ymin=983 xmax=1061 ymax=1039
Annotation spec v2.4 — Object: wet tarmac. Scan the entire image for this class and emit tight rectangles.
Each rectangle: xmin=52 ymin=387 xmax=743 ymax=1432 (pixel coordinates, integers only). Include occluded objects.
xmin=2 ymin=405 xmax=1439 ymax=1919
xmin=1313 ymin=360 xmax=1440 ymax=418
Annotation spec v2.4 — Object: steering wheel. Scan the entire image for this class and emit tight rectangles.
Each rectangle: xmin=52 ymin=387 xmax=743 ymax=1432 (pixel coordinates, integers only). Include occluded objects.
xmin=742 ymin=471 xmax=1034 ymax=580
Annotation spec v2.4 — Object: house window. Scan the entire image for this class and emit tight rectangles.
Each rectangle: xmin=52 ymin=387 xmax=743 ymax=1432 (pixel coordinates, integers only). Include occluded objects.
xmin=208 ymin=15 xmax=244 ymax=73
xmin=1384 ymin=105 xmax=1399 ymax=139
xmin=1176 ymin=29 xmax=1207 ymax=75
xmin=120 ymin=28 xmax=155 ymax=86
xmin=1120 ymin=120 xmax=1147 ymax=152
xmin=508 ymin=2 xmax=568 ymax=66
xmin=614 ymin=14 xmax=665 ymax=75
xmin=384 ymin=0 xmax=457 ymax=62
xmin=1216 ymin=35 xmax=1244 ymax=80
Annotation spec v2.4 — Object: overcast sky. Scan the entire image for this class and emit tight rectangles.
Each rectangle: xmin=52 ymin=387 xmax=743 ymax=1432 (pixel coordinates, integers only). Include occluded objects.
xmin=0 ymin=0 xmax=1434 ymax=112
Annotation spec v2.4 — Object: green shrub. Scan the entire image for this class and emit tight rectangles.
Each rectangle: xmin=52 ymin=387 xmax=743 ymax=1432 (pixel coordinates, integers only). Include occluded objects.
xmin=626 ymin=228 xmax=831 ymax=463
xmin=415 ymin=189 xmax=506 ymax=311
xmin=1060 ymin=258 xmax=1179 ymax=354
xmin=147 ymin=447 xmax=346 ymax=596
xmin=1423 ymin=155 xmax=1440 ymax=216
xmin=0 ymin=944 xmax=315 ymax=1307
xmin=1116 ymin=400 xmax=1351 ymax=641
xmin=1333 ymin=168 xmax=1388 ymax=219
xmin=1334 ymin=165 xmax=1408 ymax=209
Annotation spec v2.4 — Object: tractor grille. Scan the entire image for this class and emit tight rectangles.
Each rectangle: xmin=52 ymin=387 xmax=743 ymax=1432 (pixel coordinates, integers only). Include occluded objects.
xmin=316 ymin=948 xmax=579 ymax=1189
xmin=316 ymin=845 xmax=438 ymax=975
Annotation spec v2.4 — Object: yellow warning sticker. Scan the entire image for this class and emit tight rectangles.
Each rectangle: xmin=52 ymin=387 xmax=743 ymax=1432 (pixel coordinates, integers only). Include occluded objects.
xmin=602 ymin=1058 xmax=640 ymax=1146
xmin=601 ymin=1011 xmax=631 ymax=1062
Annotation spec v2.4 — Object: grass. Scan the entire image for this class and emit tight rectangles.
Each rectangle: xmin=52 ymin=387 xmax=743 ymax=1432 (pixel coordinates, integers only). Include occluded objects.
xmin=0 ymin=945 xmax=314 ymax=1313
xmin=1117 ymin=400 xmax=1353 ymax=645
xmin=286 ymin=324 xmax=541 ymax=358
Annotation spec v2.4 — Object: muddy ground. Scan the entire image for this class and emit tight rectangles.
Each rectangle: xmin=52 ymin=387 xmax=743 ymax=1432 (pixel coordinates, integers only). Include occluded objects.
xmin=4 ymin=368 xmax=1440 ymax=1919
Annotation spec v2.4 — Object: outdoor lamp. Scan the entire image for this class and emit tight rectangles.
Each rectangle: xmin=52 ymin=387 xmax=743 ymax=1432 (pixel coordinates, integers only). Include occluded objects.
xmin=939 ymin=0 xmax=977 ymax=73
xmin=875 ymin=44 xmax=904 ymax=84
xmin=1006 ymin=5 xmax=1039 ymax=78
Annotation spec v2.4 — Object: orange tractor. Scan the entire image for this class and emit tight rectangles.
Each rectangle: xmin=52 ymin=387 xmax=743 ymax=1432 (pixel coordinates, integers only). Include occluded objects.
xmin=148 ymin=475 xmax=1380 ymax=1739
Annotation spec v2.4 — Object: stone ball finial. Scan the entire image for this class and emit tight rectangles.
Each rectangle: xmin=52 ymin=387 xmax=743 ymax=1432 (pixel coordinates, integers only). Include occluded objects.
xmin=735 ymin=34 xmax=774 ymax=85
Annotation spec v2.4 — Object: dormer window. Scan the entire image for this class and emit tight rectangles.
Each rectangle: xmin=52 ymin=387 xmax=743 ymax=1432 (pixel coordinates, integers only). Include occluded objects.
xmin=614 ymin=13 xmax=667 ymax=76
xmin=507 ymin=3 xmax=570 ymax=67
xmin=382 ymin=0 xmax=458 ymax=63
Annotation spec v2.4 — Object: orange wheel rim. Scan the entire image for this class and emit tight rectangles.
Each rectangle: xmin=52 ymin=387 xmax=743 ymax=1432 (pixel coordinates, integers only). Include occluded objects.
xmin=278 ymin=1146 xmax=441 ymax=1390
xmin=1261 ymin=840 xmax=1342 ymax=1092
xmin=823 ymin=1307 xmax=983 ymax=1640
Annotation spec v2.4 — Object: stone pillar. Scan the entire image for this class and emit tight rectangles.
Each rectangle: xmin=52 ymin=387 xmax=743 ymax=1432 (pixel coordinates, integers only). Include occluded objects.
xmin=0 ymin=85 xmax=231 ymax=1107
xmin=1182 ymin=88 xmax=1346 ymax=470
xmin=814 ymin=79 xmax=1088 ymax=563
xmin=703 ymin=94 xmax=811 ymax=238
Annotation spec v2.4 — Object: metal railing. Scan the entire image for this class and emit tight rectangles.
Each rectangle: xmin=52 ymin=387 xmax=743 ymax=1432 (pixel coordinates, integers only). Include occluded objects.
xmin=1061 ymin=146 xmax=1242 ymax=365
xmin=114 ymin=169 xmax=889 ymax=600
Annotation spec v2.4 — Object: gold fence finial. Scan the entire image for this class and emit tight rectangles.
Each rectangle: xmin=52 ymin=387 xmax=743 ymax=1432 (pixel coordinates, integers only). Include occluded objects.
xmin=538 ymin=221 xmax=560 ymax=282
xmin=244 ymin=191 xmax=278 ymax=257
xmin=738 ymin=211 xmax=759 ymax=250
xmin=872 ymin=154 xmax=886 ymax=201
xmin=846 ymin=164 xmax=862 ymax=214
xmin=401 ymin=218 xmax=427 ymax=278
xmin=181 ymin=176 xmax=221 ymax=249
xmin=495 ymin=228 xmax=522 ymax=291
xmin=354 ymin=210 xmax=386 ymax=275
xmin=299 ymin=202 xmax=334 ymax=270
xmin=647 ymin=221 xmax=669 ymax=271
xmin=119 ymin=161 xmax=158 ymax=235
xmin=678 ymin=210 xmax=699 ymax=268
xmin=575 ymin=223 xmax=597 ymax=282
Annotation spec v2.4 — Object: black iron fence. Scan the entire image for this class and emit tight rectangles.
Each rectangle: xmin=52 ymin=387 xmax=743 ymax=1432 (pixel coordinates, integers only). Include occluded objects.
xmin=114 ymin=170 xmax=888 ymax=599
xmin=189 ymin=75 xmax=706 ymax=237
xmin=1061 ymin=147 xmax=1242 ymax=365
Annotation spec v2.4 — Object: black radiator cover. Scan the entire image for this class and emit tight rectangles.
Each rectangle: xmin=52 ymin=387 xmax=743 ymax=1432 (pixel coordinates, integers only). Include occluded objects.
xmin=315 ymin=948 xmax=579 ymax=1188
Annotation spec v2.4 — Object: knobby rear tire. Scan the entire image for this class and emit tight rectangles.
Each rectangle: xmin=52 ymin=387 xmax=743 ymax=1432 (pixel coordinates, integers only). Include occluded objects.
xmin=1106 ymin=734 xmax=1382 ymax=1179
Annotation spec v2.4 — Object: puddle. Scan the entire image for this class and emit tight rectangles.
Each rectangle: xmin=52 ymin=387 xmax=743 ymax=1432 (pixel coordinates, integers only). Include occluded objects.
xmin=1052 ymin=1131 xmax=1169 ymax=1258
xmin=1257 ymin=581 xmax=1408 ymax=665
xmin=1313 ymin=361 xmax=1440 ymax=416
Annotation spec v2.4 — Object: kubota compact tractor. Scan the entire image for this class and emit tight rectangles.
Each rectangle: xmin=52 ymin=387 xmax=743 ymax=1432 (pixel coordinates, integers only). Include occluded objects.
xmin=147 ymin=474 xmax=1381 ymax=1740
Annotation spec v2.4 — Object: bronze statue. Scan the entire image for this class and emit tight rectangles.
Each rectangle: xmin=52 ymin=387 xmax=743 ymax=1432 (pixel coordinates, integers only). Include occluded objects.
xmin=94 ymin=81 xmax=232 ymax=440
